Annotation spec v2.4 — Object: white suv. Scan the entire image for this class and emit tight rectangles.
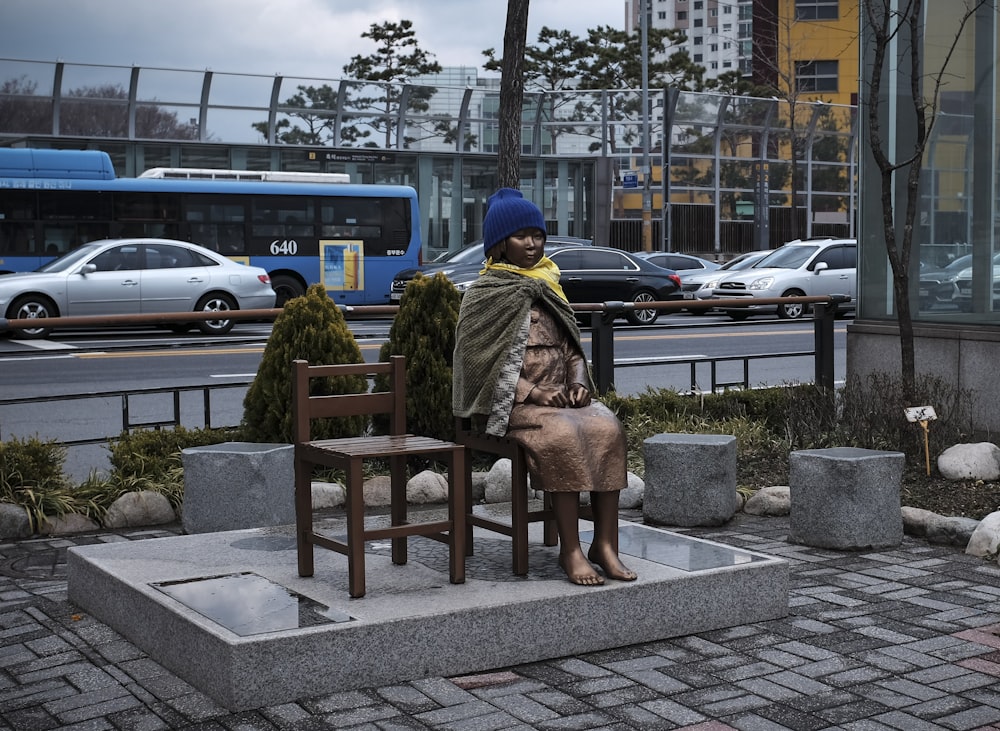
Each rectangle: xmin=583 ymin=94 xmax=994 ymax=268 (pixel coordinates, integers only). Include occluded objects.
xmin=712 ymin=238 xmax=857 ymax=320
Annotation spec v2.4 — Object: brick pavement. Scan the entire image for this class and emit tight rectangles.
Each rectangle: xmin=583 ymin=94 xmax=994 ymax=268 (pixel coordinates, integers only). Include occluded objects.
xmin=1 ymin=513 xmax=1000 ymax=730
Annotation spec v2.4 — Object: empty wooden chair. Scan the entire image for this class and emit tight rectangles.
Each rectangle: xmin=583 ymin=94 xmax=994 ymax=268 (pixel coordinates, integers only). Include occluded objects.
xmin=293 ymin=356 xmax=466 ymax=598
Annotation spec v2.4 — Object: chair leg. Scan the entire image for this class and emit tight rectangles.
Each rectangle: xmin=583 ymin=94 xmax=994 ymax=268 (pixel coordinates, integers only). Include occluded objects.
xmin=543 ymin=490 xmax=558 ymax=547
xmin=389 ymin=454 xmax=408 ymax=566
xmin=294 ymin=455 xmax=315 ymax=578
xmin=449 ymin=449 xmax=466 ymax=585
xmin=464 ymin=446 xmax=475 ymax=557
xmin=511 ymin=448 xmax=529 ymax=576
xmin=345 ymin=464 xmax=366 ymax=599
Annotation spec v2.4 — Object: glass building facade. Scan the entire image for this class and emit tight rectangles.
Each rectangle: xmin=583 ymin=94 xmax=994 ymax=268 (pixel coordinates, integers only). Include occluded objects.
xmin=0 ymin=58 xmax=855 ymax=263
xmin=849 ymin=1 xmax=1000 ymax=431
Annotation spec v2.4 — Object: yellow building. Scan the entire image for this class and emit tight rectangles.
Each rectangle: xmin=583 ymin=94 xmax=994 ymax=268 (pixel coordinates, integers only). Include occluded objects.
xmin=769 ymin=0 xmax=860 ymax=107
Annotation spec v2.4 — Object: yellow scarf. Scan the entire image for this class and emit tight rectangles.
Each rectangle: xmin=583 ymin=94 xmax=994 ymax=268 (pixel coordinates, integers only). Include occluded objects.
xmin=482 ymin=256 xmax=567 ymax=301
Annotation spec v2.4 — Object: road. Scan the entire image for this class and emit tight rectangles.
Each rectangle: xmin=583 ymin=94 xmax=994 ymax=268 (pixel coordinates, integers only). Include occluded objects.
xmin=0 ymin=313 xmax=849 ymax=479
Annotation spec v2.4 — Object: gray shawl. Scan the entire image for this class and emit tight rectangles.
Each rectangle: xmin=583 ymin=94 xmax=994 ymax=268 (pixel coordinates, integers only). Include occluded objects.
xmin=452 ymin=269 xmax=593 ymax=436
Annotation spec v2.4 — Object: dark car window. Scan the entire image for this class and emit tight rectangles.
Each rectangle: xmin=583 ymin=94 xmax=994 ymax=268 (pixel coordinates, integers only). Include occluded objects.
xmin=813 ymin=245 xmax=856 ymax=270
xmin=549 ymin=249 xmax=584 ymax=269
xmin=659 ymin=254 xmax=703 ymax=270
xmin=577 ymin=249 xmax=636 ymax=270
xmin=144 ymin=243 xmax=200 ymax=269
xmin=90 ymin=245 xmax=140 ymax=272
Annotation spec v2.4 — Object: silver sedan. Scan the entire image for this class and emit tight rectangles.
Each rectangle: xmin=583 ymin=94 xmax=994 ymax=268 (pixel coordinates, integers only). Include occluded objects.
xmin=0 ymin=238 xmax=275 ymax=339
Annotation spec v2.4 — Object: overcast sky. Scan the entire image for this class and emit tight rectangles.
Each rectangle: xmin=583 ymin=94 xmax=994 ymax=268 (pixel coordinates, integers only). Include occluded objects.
xmin=1 ymin=0 xmax=626 ymax=80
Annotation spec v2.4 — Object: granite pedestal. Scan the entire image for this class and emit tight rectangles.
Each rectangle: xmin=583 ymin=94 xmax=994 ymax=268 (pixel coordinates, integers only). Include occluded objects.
xmin=66 ymin=506 xmax=788 ymax=711
xmin=643 ymin=433 xmax=739 ymax=526
xmin=181 ymin=442 xmax=294 ymax=534
xmin=788 ymin=446 xmax=904 ymax=549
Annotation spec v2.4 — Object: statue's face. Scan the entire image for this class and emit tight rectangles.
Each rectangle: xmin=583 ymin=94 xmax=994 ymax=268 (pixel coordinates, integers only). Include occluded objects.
xmin=501 ymin=228 xmax=545 ymax=268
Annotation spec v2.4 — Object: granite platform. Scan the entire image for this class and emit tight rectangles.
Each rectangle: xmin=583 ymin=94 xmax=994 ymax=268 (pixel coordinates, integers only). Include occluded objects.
xmin=66 ymin=504 xmax=789 ymax=711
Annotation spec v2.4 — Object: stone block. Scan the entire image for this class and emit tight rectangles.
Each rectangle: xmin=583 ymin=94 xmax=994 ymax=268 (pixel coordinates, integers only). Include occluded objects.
xmin=643 ymin=433 xmax=738 ymax=526
xmin=181 ymin=442 xmax=293 ymax=534
xmin=788 ymin=447 xmax=904 ymax=550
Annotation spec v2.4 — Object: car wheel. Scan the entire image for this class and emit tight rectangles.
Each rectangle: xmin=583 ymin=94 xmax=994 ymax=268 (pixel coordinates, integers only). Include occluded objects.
xmin=626 ymin=290 xmax=660 ymax=325
xmin=195 ymin=293 xmax=236 ymax=335
xmin=7 ymin=294 xmax=57 ymax=339
xmin=270 ymin=275 xmax=305 ymax=308
xmin=777 ymin=290 xmax=806 ymax=319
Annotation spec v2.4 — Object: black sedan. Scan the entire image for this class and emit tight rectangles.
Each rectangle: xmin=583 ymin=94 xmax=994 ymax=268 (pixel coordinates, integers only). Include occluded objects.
xmin=452 ymin=245 xmax=681 ymax=325
xmin=389 ymin=236 xmax=592 ymax=303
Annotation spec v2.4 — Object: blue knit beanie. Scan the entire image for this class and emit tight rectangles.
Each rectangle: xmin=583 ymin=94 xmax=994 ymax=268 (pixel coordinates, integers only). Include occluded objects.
xmin=482 ymin=188 xmax=547 ymax=256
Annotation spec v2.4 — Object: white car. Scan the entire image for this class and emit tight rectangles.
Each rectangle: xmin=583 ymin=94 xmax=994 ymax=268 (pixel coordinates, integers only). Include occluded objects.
xmin=672 ymin=250 xmax=774 ymax=314
xmin=711 ymin=238 xmax=857 ymax=320
xmin=0 ymin=238 xmax=276 ymax=339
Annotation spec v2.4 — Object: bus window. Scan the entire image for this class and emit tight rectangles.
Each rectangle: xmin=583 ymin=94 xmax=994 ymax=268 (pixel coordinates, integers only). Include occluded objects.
xmin=0 ymin=190 xmax=37 ymax=221
xmin=0 ymin=222 xmax=37 ymax=254
xmin=40 ymin=191 xmax=112 ymax=221
xmin=114 ymin=192 xmax=181 ymax=222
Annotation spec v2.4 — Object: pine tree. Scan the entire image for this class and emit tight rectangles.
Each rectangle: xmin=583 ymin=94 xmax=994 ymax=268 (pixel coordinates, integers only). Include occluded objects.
xmin=376 ymin=272 xmax=461 ymax=440
xmin=242 ymin=283 xmax=366 ymax=443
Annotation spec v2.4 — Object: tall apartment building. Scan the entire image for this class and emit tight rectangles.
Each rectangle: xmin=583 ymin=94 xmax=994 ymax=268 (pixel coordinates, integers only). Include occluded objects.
xmin=627 ymin=0 xmax=858 ymax=105
xmin=626 ymin=0 xmax=746 ymax=78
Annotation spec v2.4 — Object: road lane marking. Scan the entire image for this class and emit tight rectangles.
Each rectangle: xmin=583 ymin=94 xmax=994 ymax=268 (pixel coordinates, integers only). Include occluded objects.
xmin=9 ymin=339 xmax=78 ymax=350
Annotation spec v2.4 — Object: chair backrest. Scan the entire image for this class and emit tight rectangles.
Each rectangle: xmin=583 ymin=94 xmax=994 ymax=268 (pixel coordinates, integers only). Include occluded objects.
xmin=292 ymin=355 xmax=407 ymax=443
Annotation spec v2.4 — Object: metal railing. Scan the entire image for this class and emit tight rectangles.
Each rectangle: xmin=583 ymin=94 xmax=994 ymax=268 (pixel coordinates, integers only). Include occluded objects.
xmin=0 ymin=295 xmax=847 ymax=450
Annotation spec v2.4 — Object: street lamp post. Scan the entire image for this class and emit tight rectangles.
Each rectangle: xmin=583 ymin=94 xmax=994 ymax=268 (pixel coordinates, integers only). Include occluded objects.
xmin=641 ymin=0 xmax=653 ymax=252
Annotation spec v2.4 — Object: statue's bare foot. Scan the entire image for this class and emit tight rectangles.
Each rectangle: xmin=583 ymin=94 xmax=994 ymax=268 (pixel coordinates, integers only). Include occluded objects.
xmin=558 ymin=550 xmax=604 ymax=586
xmin=588 ymin=544 xmax=638 ymax=581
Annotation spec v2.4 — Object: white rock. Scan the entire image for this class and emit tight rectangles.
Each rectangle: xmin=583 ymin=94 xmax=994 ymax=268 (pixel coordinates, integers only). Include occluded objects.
xmin=937 ymin=442 xmax=1000 ymax=481
xmin=407 ymin=470 xmax=449 ymax=503
xmin=0 ymin=502 xmax=32 ymax=539
xmin=103 ymin=490 xmax=176 ymax=528
xmin=902 ymin=506 xmax=938 ymax=537
xmin=362 ymin=475 xmax=392 ymax=506
xmin=619 ymin=472 xmax=644 ymax=510
xmin=966 ymin=511 xmax=1000 ymax=558
xmin=40 ymin=513 xmax=100 ymax=536
xmin=311 ymin=481 xmax=344 ymax=509
xmin=743 ymin=486 xmax=790 ymax=516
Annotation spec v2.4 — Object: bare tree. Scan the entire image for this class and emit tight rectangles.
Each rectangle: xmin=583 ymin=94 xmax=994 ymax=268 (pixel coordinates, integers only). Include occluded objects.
xmin=862 ymin=0 xmax=989 ymax=401
xmin=498 ymin=0 xmax=530 ymax=188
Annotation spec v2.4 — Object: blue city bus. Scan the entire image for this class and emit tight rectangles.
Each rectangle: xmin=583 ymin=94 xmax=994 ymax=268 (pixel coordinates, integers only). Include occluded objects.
xmin=0 ymin=148 xmax=421 ymax=305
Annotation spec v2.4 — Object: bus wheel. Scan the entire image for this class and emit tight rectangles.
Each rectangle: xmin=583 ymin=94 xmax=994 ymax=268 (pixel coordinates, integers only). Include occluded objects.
xmin=8 ymin=295 xmax=57 ymax=339
xmin=270 ymin=275 xmax=305 ymax=307
xmin=195 ymin=293 xmax=236 ymax=335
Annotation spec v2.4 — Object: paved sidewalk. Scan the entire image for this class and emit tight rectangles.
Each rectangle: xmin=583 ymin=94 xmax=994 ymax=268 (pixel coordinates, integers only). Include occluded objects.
xmin=2 ymin=512 xmax=1000 ymax=731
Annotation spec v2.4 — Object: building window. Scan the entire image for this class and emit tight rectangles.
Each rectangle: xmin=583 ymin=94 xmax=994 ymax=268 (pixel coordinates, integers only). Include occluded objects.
xmin=694 ymin=18 xmax=703 ymax=27
xmin=795 ymin=60 xmax=839 ymax=92
xmin=658 ymin=10 xmax=667 ymax=18
xmin=694 ymin=53 xmax=704 ymax=62
xmin=694 ymin=0 xmax=703 ymax=8
xmin=795 ymin=0 xmax=838 ymax=20
xmin=678 ymin=10 xmax=687 ymax=19
xmin=693 ymin=36 xmax=703 ymax=45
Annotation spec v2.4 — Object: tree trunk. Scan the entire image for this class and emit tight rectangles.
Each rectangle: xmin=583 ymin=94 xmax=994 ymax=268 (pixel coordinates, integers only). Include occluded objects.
xmin=498 ymin=0 xmax=529 ymax=189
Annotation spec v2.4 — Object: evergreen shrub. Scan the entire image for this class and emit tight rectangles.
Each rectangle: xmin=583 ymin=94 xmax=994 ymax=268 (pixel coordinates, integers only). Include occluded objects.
xmin=242 ymin=283 xmax=367 ymax=443
xmin=375 ymin=272 xmax=461 ymax=440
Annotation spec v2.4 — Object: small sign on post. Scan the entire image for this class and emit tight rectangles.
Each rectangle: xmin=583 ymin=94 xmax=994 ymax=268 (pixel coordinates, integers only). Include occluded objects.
xmin=904 ymin=405 xmax=937 ymax=476
xmin=622 ymin=170 xmax=638 ymax=189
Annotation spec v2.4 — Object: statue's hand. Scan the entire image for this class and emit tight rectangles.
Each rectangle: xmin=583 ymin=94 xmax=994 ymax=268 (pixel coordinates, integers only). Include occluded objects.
xmin=568 ymin=383 xmax=591 ymax=407
xmin=530 ymin=384 xmax=570 ymax=407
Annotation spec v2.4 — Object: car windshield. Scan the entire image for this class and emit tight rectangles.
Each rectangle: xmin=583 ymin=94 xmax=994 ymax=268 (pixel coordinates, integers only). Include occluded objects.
xmin=755 ymin=245 xmax=818 ymax=270
xmin=432 ymin=244 xmax=483 ymax=264
xmin=723 ymin=253 xmax=768 ymax=271
xmin=35 ymin=243 xmax=104 ymax=273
